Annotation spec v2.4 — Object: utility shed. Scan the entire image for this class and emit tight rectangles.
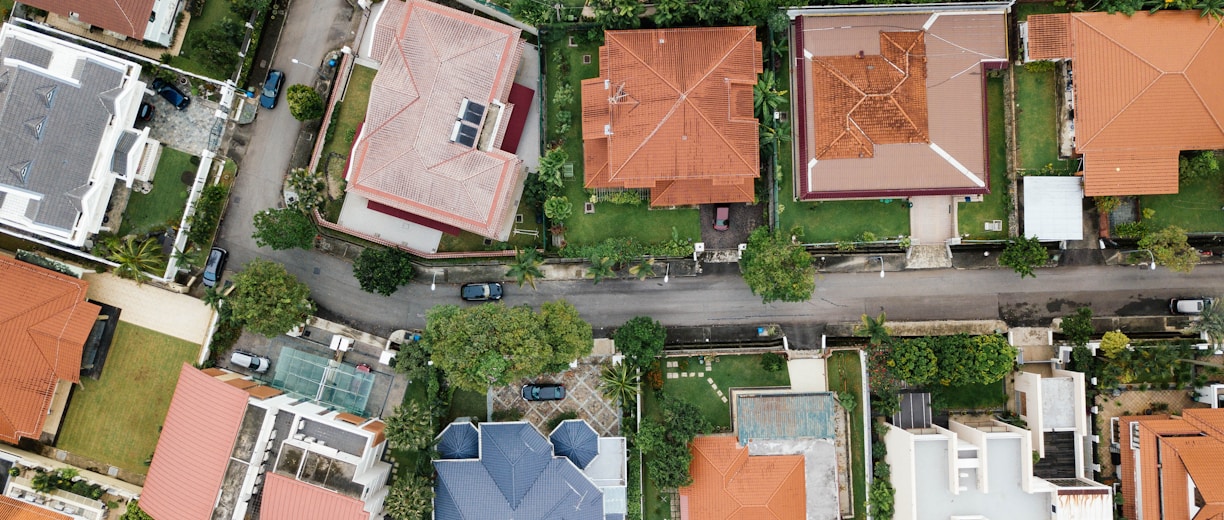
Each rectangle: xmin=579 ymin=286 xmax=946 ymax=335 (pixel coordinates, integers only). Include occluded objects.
xmin=1023 ymin=176 xmax=1084 ymax=241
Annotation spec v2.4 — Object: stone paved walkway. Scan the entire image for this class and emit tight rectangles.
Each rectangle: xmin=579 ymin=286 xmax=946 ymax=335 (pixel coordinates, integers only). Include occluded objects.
xmin=490 ymin=355 xmax=621 ymax=436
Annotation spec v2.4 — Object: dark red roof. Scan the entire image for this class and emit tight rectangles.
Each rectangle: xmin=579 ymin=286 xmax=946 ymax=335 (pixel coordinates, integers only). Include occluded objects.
xmin=21 ymin=0 xmax=153 ymax=40
xmin=499 ymin=83 xmax=534 ymax=155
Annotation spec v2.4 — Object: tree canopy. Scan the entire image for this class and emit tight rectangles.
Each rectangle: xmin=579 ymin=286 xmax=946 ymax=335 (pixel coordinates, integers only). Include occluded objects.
xmin=287 ymin=84 xmax=324 ymax=121
xmin=1061 ymin=307 xmax=1095 ymax=347
xmin=740 ymin=227 xmax=815 ymax=304
xmin=870 ymin=334 xmax=1016 ymax=388
xmin=384 ymin=400 xmax=433 ymax=450
xmin=252 ymin=208 xmax=316 ymax=250
xmin=425 ymin=301 xmax=592 ymax=391
xmin=385 ymin=475 xmax=435 ymax=520
xmin=613 ymin=316 xmax=667 ymax=368
xmin=999 ymin=236 xmax=1048 ymax=278
xmin=228 ymin=259 xmax=315 ymax=337
xmin=638 ymin=396 xmax=709 ymax=488
xmin=353 ymin=247 xmax=416 ymax=296
xmin=1100 ymin=330 xmax=1130 ymax=359
xmin=1139 ymin=225 xmax=1198 ymax=273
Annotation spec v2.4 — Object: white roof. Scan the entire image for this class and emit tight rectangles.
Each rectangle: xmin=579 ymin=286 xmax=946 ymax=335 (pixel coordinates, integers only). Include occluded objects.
xmin=1023 ymin=176 xmax=1084 ymax=241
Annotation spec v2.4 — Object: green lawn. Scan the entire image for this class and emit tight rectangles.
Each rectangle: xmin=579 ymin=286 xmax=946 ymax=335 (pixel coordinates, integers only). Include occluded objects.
xmin=437 ymin=205 xmax=543 ymax=252
xmin=959 ymin=76 xmax=1009 ymax=240
xmin=119 ymin=148 xmax=194 ymax=236
xmin=658 ymin=354 xmax=791 ymax=432
xmin=447 ymin=388 xmax=488 ymax=423
xmin=169 ymin=0 xmax=244 ymax=79
xmin=1140 ymin=176 xmax=1224 ymax=233
xmin=1013 ymin=67 xmax=1076 ymax=174
xmin=827 ymin=351 xmax=867 ymax=520
xmin=56 ymin=322 xmax=200 ymax=474
xmin=321 ymin=65 xmax=377 ymax=161
xmin=930 ymin=380 xmax=1006 ymax=411
xmin=778 ymin=194 xmax=911 ymax=243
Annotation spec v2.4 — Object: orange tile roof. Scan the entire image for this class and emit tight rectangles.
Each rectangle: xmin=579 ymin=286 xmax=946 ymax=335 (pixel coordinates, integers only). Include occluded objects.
xmin=1028 ymin=11 xmax=1224 ymax=196
xmin=247 ymin=385 xmax=283 ymax=399
xmin=20 ymin=0 xmax=153 ymax=40
xmin=581 ymin=27 xmax=762 ymax=206
xmin=1119 ymin=412 xmax=1224 ymax=520
xmin=348 ymin=0 xmax=526 ymax=241
xmin=1025 ymin=14 xmax=1071 ymax=61
xmin=0 ymin=495 xmax=72 ymax=520
xmin=260 ymin=473 xmax=369 ymax=520
xmin=679 ymin=436 xmax=805 ymax=520
xmin=141 ymin=364 xmax=250 ymax=520
xmin=1165 ymin=436 xmax=1224 ymax=504
xmin=0 ymin=256 xmax=98 ymax=444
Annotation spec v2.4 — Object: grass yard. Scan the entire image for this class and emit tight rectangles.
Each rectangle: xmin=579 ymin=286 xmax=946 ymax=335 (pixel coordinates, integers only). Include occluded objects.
xmin=658 ymin=354 xmax=791 ymax=432
xmin=56 ymin=322 xmax=200 ymax=474
xmin=446 ymin=388 xmax=488 ymax=423
xmin=827 ymin=351 xmax=867 ymax=520
xmin=930 ymin=380 xmax=1006 ymax=412
xmin=437 ymin=206 xmax=544 ymax=252
xmin=777 ymin=193 xmax=911 ymax=243
xmin=1013 ymin=66 xmax=1076 ymax=175
xmin=1140 ymin=176 xmax=1224 ymax=233
xmin=168 ymin=0 xmax=238 ymax=79
xmin=119 ymin=148 xmax=194 ymax=236
xmin=959 ymin=76 xmax=1010 ymax=240
xmin=320 ymin=65 xmax=376 ymax=161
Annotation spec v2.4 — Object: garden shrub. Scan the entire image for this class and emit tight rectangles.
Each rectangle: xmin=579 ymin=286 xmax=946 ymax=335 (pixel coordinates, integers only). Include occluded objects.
xmin=187 ymin=184 xmax=229 ymax=247
xmin=761 ymin=352 xmax=786 ymax=372
xmin=545 ymin=411 xmax=579 ymax=431
xmin=559 ymin=234 xmax=694 ymax=265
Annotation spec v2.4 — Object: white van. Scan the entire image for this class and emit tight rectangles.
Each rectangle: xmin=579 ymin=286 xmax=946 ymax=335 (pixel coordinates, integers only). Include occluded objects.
xmin=230 ymin=351 xmax=270 ymax=372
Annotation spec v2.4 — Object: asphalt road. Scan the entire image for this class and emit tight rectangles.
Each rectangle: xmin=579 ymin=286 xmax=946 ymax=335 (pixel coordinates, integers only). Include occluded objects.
xmin=216 ymin=0 xmax=1224 ymax=339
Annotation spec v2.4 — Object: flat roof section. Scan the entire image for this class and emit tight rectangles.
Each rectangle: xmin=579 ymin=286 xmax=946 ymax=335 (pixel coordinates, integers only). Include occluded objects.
xmin=913 ymin=437 xmax=1049 ymax=519
xmin=736 ymin=392 xmax=835 ymax=444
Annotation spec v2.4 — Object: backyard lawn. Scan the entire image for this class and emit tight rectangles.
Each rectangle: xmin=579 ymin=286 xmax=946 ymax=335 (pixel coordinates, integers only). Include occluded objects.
xmin=1140 ymin=176 xmax=1224 ymax=233
xmin=656 ymin=354 xmax=791 ymax=429
xmin=777 ymin=193 xmax=911 ymax=244
xmin=56 ymin=322 xmax=200 ymax=474
xmin=930 ymin=380 xmax=1006 ymax=411
xmin=1013 ymin=66 xmax=1076 ymax=175
xmin=169 ymin=0 xmax=238 ymax=79
xmin=320 ymin=65 xmax=376 ymax=161
xmin=827 ymin=351 xmax=867 ymax=520
xmin=119 ymin=148 xmax=194 ymax=236
xmin=958 ymin=76 xmax=1009 ymax=240
xmin=447 ymin=388 xmax=488 ymax=423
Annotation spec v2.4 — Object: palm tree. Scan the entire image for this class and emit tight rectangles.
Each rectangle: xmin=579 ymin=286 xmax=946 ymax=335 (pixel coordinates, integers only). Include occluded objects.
xmin=505 ymin=248 xmax=545 ymax=289
xmin=587 ymin=255 xmax=616 ymax=284
xmin=600 ymin=362 xmax=639 ymax=405
xmin=202 ymin=286 xmax=225 ymax=311
xmin=385 ymin=475 xmax=435 ymax=520
xmin=108 ymin=236 xmax=164 ymax=285
xmin=1198 ymin=0 xmax=1224 ymax=18
xmin=1191 ymin=298 xmax=1224 ymax=346
xmin=754 ymin=70 xmax=788 ymax=120
xmin=384 ymin=401 xmax=433 ymax=450
xmin=759 ymin=119 xmax=793 ymax=155
xmin=172 ymin=246 xmax=207 ymax=273
xmin=628 ymin=257 xmax=655 ymax=280
xmin=854 ymin=312 xmax=891 ymax=347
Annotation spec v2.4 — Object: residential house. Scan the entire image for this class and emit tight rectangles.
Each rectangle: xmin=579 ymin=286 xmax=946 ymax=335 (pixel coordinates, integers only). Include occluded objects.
xmin=581 ymin=26 xmax=762 ymax=206
xmin=433 ymin=419 xmax=628 ymax=519
xmin=18 ymin=0 xmax=183 ymax=46
xmin=0 ymin=255 xmax=99 ymax=445
xmin=140 ymin=365 xmax=392 ymax=520
xmin=885 ymin=369 xmax=1111 ymax=520
xmin=1118 ymin=408 xmax=1224 ymax=520
xmin=0 ymin=494 xmax=71 ymax=520
xmin=788 ymin=4 xmax=1010 ymax=200
xmin=344 ymin=0 xmax=531 ymax=251
xmin=1025 ymin=11 xmax=1224 ymax=196
xmin=0 ymin=23 xmax=159 ymax=248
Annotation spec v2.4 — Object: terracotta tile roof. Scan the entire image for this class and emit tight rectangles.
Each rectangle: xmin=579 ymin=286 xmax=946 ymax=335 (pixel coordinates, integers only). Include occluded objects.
xmin=1119 ymin=413 xmax=1224 ymax=520
xmin=246 ymin=384 xmax=283 ymax=399
xmin=141 ymin=365 xmax=250 ymax=520
xmin=1165 ymin=436 xmax=1224 ymax=504
xmin=1026 ymin=14 xmax=1071 ymax=60
xmin=348 ymin=0 xmax=526 ymax=241
xmin=679 ymin=436 xmax=805 ymax=520
xmin=363 ymin=420 xmax=386 ymax=446
xmin=581 ymin=27 xmax=762 ymax=206
xmin=0 ymin=256 xmax=98 ymax=444
xmin=0 ymin=495 xmax=72 ymax=520
xmin=1028 ymin=11 xmax=1224 ymax=196
xmin=260 ymin=473 xmax=369 ymax=520
xmin=20 ymin=0 xmax=153 ymax=40
xmin=796 ymin=11 xmax=1006 ymax=200
xmin=1184 ymin=407 xmax=1224 ymax=439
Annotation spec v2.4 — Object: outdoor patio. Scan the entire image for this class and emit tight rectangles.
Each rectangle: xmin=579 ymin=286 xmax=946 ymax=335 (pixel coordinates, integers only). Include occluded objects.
xmin=489 ymin=355 xmax=621 ymax=437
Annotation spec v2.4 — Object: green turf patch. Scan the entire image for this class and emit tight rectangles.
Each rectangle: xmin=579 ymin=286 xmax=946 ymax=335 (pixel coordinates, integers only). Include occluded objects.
xmin=827 ymin=351 xmax=867 ymax=520
xmin=1013 ymin=67 xmax=1076 ymax=176
xmin=1140 ymin=175 xmax=1224 ymax=233
xmin=930 ymin=380 xmax=1007 ymax=411
xmin=321 ymin=65 xmax=376 ymax=160
xmin=56 ymin=322 xmax=200 ymax=474
xmin=959 ymin=76 xmax=1010 ymax=240
xmin=779 ymin=198 xmax=910 ymax=243
xmin=119 ymin=148 xmax=194 ymax=236
xmin=447 ymin=388 xmax=488 ymax=423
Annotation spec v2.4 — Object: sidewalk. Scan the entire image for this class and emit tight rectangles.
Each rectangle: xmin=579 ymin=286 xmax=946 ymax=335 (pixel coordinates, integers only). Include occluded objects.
xmin=83 ymin=273 xmax=215 ymax=345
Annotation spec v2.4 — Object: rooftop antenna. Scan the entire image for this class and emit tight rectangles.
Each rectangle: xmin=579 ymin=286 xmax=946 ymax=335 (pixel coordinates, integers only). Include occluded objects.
xmin=608 ymin=82 xmax=629 ymax=104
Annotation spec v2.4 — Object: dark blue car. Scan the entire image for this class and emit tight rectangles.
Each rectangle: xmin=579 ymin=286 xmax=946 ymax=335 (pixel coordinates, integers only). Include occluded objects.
xmin=260 ymin=70 xmax=283 ymax=109
xmin=151 ymin=78 xmax=190 ymax=110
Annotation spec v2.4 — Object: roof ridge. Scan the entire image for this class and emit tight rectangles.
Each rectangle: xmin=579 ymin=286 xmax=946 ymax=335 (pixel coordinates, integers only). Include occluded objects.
xmin=1180 ymin=23 xmax=1224 ymax=137
xmin=1072 ymin=16 xmax=1163 ymax=150
xmin=764 ymin=456 xmax=805 ymax=517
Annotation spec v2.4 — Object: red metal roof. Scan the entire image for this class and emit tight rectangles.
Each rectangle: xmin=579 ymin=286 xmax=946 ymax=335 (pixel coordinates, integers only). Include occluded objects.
xmin=1028 ymin=11 xmax=1224 ymax=196
xmin=0 ymin=495 xmax=72 ymax=520
xmin=348 ymin=0 xmax=526 ymax=241
xmin=20 ymin=0 xmax=153 ymax=40
xmin=679 ymin=436 xmax=805 ymax=520
xmin=500 ymin=83 xmax=535 ymax=155
xmin=260 ymin=473 xmax=369 ymax=520
xmin=581 ymin=27 xmax=762 ymax=206
xmin=140 ymin=365 xmax=249 ymax=520
xmin=0 ymin=256 xmax=98 ymax=444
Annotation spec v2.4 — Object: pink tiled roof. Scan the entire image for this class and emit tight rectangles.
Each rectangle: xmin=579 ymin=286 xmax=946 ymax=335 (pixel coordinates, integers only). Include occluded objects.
xmin=260 ymin=473 xmax=369 ymax=520
xmin=140 ymin=365 xmax=249 ymax=520
xmin=348 ymin=0 xmax=526 ymax=241
xmin=20 ymin=0 xmax=153 ymax=39
xmin=0 ymin=256 xmax=98 ymax=444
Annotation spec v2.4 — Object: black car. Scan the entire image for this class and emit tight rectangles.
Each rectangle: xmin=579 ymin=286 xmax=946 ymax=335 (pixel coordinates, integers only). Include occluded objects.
xmin=522 ymin=383 xmax=565 ymax=401
xmin=202 ymin=247 xmax=228 ymax=288
xmin=461 ymin=282 xmax=503 ymax=301
xmin=136 ymin=101 xmax=154 ymax=122
xmin=151 ymin=78 xmax=190 ymax=110
xmin=260 ymin=69 xmax=284 ymax=109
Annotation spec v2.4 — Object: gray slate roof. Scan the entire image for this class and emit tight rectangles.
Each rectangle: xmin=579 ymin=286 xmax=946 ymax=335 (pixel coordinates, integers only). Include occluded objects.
xmin=550 ymin=419 xmax=599 ymax=470
xmin=437 ymin=421 xmax=479 ymax=460
xmin=434 ymin=422 xmax=606 ymax=520
xmin=0 ymin=35 xmax=125 ymax=231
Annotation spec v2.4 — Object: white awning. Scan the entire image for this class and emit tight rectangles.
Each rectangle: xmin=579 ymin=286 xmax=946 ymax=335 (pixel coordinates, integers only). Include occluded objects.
xmin=1024 ymin=176 xmax=1084 ymax=241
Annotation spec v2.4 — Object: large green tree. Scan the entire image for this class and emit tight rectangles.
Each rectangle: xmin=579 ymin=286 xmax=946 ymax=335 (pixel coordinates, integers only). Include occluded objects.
xmin=353 ymin=247 xmax=416 ymax=296
xmin=228 ymin=259 xmax=315 ymax=337
xmin=888 ymin=337 xmax=938 ymax=385
xmin=741 ymin=227 xmax=815 ymax=304
xmin=1061 ymin=307 xmax=1095 ymax=347
xmin=639 ymin=396 xmax=709 ymax=488
xmin=425 ymin=301 xmax=592 ymax=391
xmin=928 ymin=334 xmax=1016 ymax=387
xmin=613 ymin=316 xmax=667 ymax=368
xmin=384 ymin=400 xmax=433 ymax=450
xmin=286 ymin=84 xmax=324 ymax=121
xmin=999 ymin=236 xmax=1048 ymax=278
xmin=385 ymin=475 xmax=435 ymax=520
xmin=120 ymin=501 xmax=154 ymax=520
xmin=1139 ymin=225 xmax=1198 ymax=273
xmin=252 ymin=208 xmax=316 ymax=250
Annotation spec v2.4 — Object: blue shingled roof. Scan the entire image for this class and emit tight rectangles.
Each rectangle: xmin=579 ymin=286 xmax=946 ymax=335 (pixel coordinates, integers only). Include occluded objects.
xmin=436 ymin=421 xmax=480 ymax=459
xmin=551 ymin=420 xmax=599 ymax=469
xmin=433 ymin=421 xmax=607 ymax=520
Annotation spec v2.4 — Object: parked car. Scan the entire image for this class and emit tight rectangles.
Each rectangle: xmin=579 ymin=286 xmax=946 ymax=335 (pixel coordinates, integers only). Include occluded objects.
xmin=230 ymin=350 xmax=270 ymax=373
xmin=136 ymin=101 xmax=154 ymax=122
xmin=260 ymin=69 xmax=284 ymax=109
xmin=522 ymin=383 xmax=565 ymax=401
xmin=461 ymin=282 xmax=503 ymax=301
xmin=151 ymin=78 xmax=190 ymax=110
xmin=1171 ymin=297 xmax=1213 ymax=315
xmin=713 ymin=204 xmax=730 ymax=231
xmin=202 ymin=247 xmax=228 ymax=288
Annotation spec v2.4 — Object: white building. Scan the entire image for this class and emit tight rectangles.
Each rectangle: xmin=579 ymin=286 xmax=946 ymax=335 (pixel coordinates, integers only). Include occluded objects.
xmin=0 ymin=23 xmax=158 ymax=247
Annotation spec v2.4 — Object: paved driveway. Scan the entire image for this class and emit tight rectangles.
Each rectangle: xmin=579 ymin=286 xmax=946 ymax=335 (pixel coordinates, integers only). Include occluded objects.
xmin=700 ymin=202 xmax=760 ymax=249
xmin=82 ymin=273 xmax=215 ymax=345
xmin=143 ymin=86 xmax=221 ymax=154
xmin=490 ymin=355 xmax=621 ymax=436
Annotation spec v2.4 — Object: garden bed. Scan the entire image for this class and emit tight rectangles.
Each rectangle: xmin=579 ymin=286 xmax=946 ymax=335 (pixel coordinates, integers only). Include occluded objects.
xmin=119 ymin=149 xmax=195 ymax=237
xmin=958 ymin=75 xmax=1009 ymax=240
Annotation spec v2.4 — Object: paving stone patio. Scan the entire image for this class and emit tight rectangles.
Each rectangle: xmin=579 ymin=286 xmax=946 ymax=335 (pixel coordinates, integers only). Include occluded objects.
xmin=490 ymin=355 xmax=621 ymax=436
xmin=144 ymin=89 xmax=222 ymax=154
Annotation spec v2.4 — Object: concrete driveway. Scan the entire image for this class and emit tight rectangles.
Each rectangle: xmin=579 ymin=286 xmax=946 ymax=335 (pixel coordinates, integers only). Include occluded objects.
xmin=82 ymin=273 xmax=215 ymax=345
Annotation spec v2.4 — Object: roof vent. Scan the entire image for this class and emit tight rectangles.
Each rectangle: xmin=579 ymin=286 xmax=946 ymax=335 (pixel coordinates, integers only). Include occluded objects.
xmin=659 ymin=38 xmax=665 ymax=44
